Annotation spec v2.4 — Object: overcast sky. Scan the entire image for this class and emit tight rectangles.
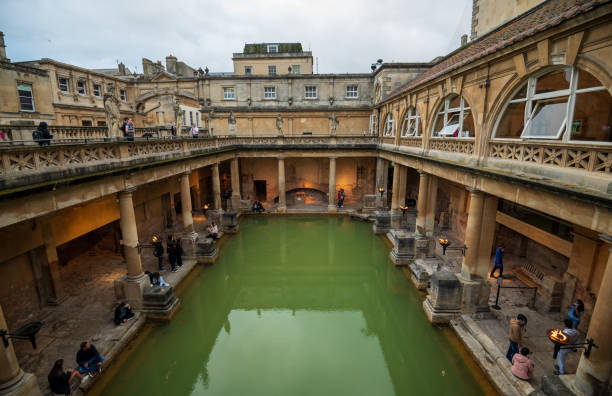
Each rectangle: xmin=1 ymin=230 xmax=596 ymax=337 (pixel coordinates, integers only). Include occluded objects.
xmin=1 ymin=0 xmax=472 ymax=74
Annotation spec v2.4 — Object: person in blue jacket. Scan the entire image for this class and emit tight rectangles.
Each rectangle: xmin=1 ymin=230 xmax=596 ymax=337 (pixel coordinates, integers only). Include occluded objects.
xmin=490 ymin=245 xmax=505 ymax=278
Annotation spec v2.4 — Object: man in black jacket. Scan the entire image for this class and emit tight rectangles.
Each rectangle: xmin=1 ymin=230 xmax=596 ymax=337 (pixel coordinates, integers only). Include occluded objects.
xmin=76 ymin=341 xmax=104 ymax=375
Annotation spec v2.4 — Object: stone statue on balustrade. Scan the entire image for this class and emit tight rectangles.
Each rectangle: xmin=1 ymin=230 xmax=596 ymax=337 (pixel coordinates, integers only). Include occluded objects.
xmin=329 ymin=113 xmax=339 ymax=136
xmin=206 ymin=110 xmax=215 ymax=136
xmin=228 ymin=111 xmax=236 ymax=134
xmin=103 ymin=83 xmax=121 ymax=138
xmin=173 ymin=98 xmax=184 ymax=133
xmin=276 ymin=114 xmax=283 ymax=135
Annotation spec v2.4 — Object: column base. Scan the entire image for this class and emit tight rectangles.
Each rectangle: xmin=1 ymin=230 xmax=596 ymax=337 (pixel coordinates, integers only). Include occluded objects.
xmin=180 ymin=232 xmax=200 ymax=258
xmin=388 ymin=230 xmax=415 ymax=267
xmin=373 ymin=210 xmax=392 ymax=234
xmin=0 ymin=369 xmax=41 ymax=396
xmin=221 ymin=211 xmax=239 ymax=234
xmin=456 ymin=274 xmax=491 ymax=314
xmin=230 ymin=195 xmax=241 ymax=212
xmin=114 ymin=273 xmax=147 ymax=309
xmin=328 ymin=204 xmax=337 ymax=212
xmin=409 ymin=262 xmax=430 ymax=290
xmin=422 ymin=271 xmax=462 ymax=324
xmin=142 ymin=285 xmax=181 ymax=321
xmin=195 ymin=237 xmax=219 ymax=265
xmin=277 ymin=205 xmax=287 ymax=213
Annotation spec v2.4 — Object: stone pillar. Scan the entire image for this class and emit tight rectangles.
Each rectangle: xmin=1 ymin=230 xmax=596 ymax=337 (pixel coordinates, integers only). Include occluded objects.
xmin=573 ymin=237 xmax=612 ymax=396
xmin=424 ymin=175 xmax=438 ymax=237
xmin=391 ymin=163 xmax=400 ymax=212
xmin=375 ymin=157 xmax=388 ymax=208
xmin=230 ymin=157 xmax=241 ymax=210
xmin=475 ymin=195 xmax=499 ymax=276
xmin=460 ymin=188 xmax=484 ymax=281
xmin=118 ymin=188 xmax=146 ymax=308
xmin=328 ymin=157 xmax=336 ymax=212
xmin=192 ymin=171 xmax=201 ymax=209
xmin=397 ymin=165 xmax=407 ymax=209
xmin=415 ymin=170 xmax=429 ymax=236
xmin=212 ymin=163 xmax=222 ymax=212
xmin=0 ymin=304 xmax=41 ymax=396
xmin=180 ymin=172 xmax=194 ymax=233
xmin=278 ymin=157 xmax=287 ymax=212
xmin=39 ymin=219 xmax=66 ymax=305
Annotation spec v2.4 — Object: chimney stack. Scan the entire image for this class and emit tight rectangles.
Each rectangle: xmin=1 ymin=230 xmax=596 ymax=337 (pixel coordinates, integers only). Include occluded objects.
xmin=0 ymin=32 xmax=8 ymax=61
xmin=166 ymin=55 xmax=177 ymax=75
xmin=118 ymin=62 xmax=126 ymax=75
xmin=461 ymin=34 xmax=468 ymax=47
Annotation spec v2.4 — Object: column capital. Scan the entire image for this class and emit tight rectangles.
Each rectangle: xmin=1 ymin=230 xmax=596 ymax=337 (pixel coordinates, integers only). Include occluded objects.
xmin=417 ymin=169 xmax=427 ymax=175
xmin=119 ymin=187 xmax=136 ymax=195
xmin=599 ymin=233 xmax=612 ymax=247
xmin=466 ymin=187 xmax=481 ymax=194
xmin=329 ymin=156 xmax=337 ymax=160
xmin=182 ymin=170 xmax=191 ymax=175
xmin=277 ymin=156 xmax=285 ymax=161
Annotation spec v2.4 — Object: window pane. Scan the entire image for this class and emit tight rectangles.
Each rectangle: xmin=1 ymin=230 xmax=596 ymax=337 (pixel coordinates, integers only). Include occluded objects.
xmin=577 ymin=69 xmax=604 ymax=90
xmin=17 ymin=83 xmax=32 ymax=92
xmin=496 ymin=101 xmax=526 ymax=138
xmin=461 ymin=110 xmax=475 ymax=137
xmin=571 ymin=90 xmax=612 ymax=142
xmin=522 ymin=97 xmax=568 ymax=138
xmin=512 ymin=84 xmax=527 ymax=100
xmin=433 ymin=113 xmax=445 ymax=136
xmin=535 ymin=69 xmax=571 ymax=95
xmin=449 ymin=96 xmax=460 ymax=109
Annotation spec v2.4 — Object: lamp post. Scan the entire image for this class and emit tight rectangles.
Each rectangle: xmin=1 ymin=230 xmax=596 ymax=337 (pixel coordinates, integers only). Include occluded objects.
xmin=378 ymin=187 xmax=385 ymax=198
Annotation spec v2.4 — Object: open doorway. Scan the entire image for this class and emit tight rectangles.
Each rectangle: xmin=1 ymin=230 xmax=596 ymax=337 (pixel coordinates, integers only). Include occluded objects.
xmin=254 ymin=180 xmax=267 ymax=201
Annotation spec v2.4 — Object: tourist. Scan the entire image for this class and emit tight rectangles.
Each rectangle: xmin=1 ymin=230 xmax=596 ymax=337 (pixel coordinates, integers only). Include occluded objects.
xmin=190 ymin=123 xmax=199 ymax=138
xmin=154 ymin=272 xmax=169 ymax=286
xmin=207 ymin=222 xmax=219 ymax=240
xmin=114 ymin=302 xmax=135 ymax=325
xmin=490 ymin=245 xmax=505 ymax=278
xmin=171 ymin=122 xmax=177 ymax=137
xmin=121 ymin=117 xmax=128 ymax=136
xmin=48 ymin=359 xmax=82 ymax=395
xmin=76 ymin=342 xmax=104 ymax=375
xmin=506 ymin=314 xmax=527 ymax=362
xmin=167 ymin=235 xmax=178 ymax=272
xmin=34 ymin=121 xmax=53 ymax=146
xmin=337 ymin=189 xmax=345 ymax=208
xmin=125 ymin=118 xmax=135 ymax=141
xmin=256 ymin=201 xmax=265 ymax=213
xmin=555 ymin=319 xmax=579 ymax=375
xmin=152 ymin=236 xmax=164 ymax=271
xmin=145 ymin=270 xmax=155 ymax=284
xmin=176 ymin=237 xmax=183 ymax=268
xmin=511 ymin=347 xmax=534 ymax=380
xmin=567 ymin=299 xmax=584 ymax=329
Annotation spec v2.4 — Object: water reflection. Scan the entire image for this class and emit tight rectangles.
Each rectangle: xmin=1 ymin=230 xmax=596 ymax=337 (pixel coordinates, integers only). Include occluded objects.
xmin=97 ymin=217 xmax=485 ymax=396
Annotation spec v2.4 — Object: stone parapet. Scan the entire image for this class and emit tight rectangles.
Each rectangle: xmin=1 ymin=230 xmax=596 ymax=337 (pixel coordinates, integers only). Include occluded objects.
xmin=388 ymin=230 xmax=416 ymax=266
xmin=422 ymin=271 xmax=462 ymax=324
xmin=373 ymin=210 xmax=392 ymax=234
xmin=141 ymin=285 xmax=181 ymax=321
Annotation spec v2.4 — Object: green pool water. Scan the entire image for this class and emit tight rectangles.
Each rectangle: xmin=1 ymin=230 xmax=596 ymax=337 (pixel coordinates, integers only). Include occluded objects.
xmin=95 ymin=216 xmax=491 ymax=396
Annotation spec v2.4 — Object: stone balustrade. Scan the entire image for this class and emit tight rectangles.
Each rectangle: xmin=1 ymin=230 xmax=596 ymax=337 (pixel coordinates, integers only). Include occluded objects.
xmin=399 ymin=136 xmax=423 ymax=148
xmin=488 ymin=140 xmax=612 ymax=174
xmin=429 ymin=137 xmax=475 ymax=155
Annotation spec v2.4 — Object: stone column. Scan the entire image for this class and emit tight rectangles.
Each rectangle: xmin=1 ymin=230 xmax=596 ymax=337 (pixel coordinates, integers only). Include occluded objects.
xmin=278 ymin=157 xmax=287 ymax=212
xmin=212 ymin=163 xmax=222 ymax=212
xmin=574 ymin=236 xmax=612 ymax=396
xmin=192 ymin=171 xmax=201 ymax=209
xmin=39 ymin=219 xmax=66 ymax=305
xmin=180 ymin=172 xmax=194 ymax=233
xmin=118 ymin=188 xmax=146 ymax=308
xmin=415 ymin=170 xmax=429 ymax=236
xmin=328 ymin=157 xmax=336 ymax=212
xmin=460 ymin=188 xmax=484 ymax=281
xmin=391 ymin=164 xmax=401 ymax=212
xmin=375 ymin=157 xmax=388 ymax=208
xmin=424 ymin=175 xmax=438 ymax=237
xmin=230 ymin=157 xmax=241 ymax=210
xmin=0 ymin=304 xmax=41 ymax=396
xmin=397 ymin=165 xmax=407 ymax=210
xmin=475 ymin=195 xmax=499 ymax=276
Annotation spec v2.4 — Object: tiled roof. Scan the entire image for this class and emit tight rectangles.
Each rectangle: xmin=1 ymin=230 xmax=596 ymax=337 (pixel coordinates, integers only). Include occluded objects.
xmin=384 ymin=0 xmax=610 ymax=103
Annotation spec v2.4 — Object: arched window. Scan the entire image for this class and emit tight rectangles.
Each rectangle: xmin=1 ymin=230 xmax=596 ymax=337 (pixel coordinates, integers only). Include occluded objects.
xmin=382 ymin=113 xmax=395 ymax=136
xmin=432 ymin=95 xmax=474 ymax=138
xmin=400 ymin=107 xmax=422 ymax=137
xmin=494 ymin=67 xmax=612 ymax=142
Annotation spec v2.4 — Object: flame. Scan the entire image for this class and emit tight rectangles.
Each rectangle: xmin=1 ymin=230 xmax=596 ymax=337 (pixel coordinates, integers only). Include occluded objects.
xmin=439 ymin=238 xmax=449 ymax=245
xmin=203 ymin=204 xmax=209 ymax=210
xmin=549 ymin=329 xmax=568 ymax=343
xmin=152 ymin=236 xmax=158 ymax=242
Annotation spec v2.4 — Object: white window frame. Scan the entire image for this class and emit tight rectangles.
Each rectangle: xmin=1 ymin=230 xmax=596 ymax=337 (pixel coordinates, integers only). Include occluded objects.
xmin=120 ymin=89 xmax=127 ymax=101
xmin=305 ymin=86 xmax=317 ymax=99
xmin=268 ymin=65 xmax=276 ymax=76
xmin=383 ymin=113 xmax=395 ymax=137
xmin=492 ymin=66 xmax=609 ymax=143
xmin=369 ymin=114 xmax=378 ymax=135
xmin=292 ymin=65 xmax=300 ymax=75
xmin=264 ymin=86 xmax=276 ymax=100
xmin=268 ymin=44 xmax=278 ymax=53
xmin=244 ymin=66 xmax=252 ymax=75
xmin=401 ymin=107 xmax=421 ymax=137
xmin=18 ymin=82 xmax=35 ymax=112
xmin=432 ymin=95 xmax=472 ymax=138
xmin=346 ymin=85 xmax=358 ymax=98
xmin=93 ymin=84 xmax=101 ymax=97
xmin=58 ymin=77 xmax=69 ymax=93
xmin=223 ymin=87 xmax=236 ymax=100
xmin=77 ymin=80 xmax=87 ymax=96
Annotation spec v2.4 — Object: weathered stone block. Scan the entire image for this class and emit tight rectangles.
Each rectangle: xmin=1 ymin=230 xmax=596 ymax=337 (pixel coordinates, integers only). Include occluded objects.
xmin=389 ymin=230 xmax=415 ymax=266
xmin=457 ymin=276 xmax=491 ymax=314
xmin=180 ymin=231 xmax=199 ymax=258
xmin=141 ymin=285 xmax=180 ymax=320
xmin=195 ymin=237 xmax=219 ymax=264
xmin=363 ymin=194 xmax=377 ymax=213
xmin=409 ymin=262 xmax=430 ymax=290
xmin=222 ymin=210 xmax=239 ymax=233
xmin=373 ymin=210 xmax=391 ymax=234
xmin=423 ymin=271 xmax=462 ymax=324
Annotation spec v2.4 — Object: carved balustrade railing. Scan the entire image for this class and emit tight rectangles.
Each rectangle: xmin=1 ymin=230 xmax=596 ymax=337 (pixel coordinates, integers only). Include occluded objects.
xmin=381 ymin=136 xmax=396 ymax=145
xmin=0 ymin=135 xmax=378 ymax=178
xmin=399 ymin=136 xmax=423 ymax=148
xmin=488 ymin=140 xmax=612 ymax=174
xmin=429 ymin=138 xmax=475 ymax=155
xmin=48 ymin=126 xmax=108 ymax=140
